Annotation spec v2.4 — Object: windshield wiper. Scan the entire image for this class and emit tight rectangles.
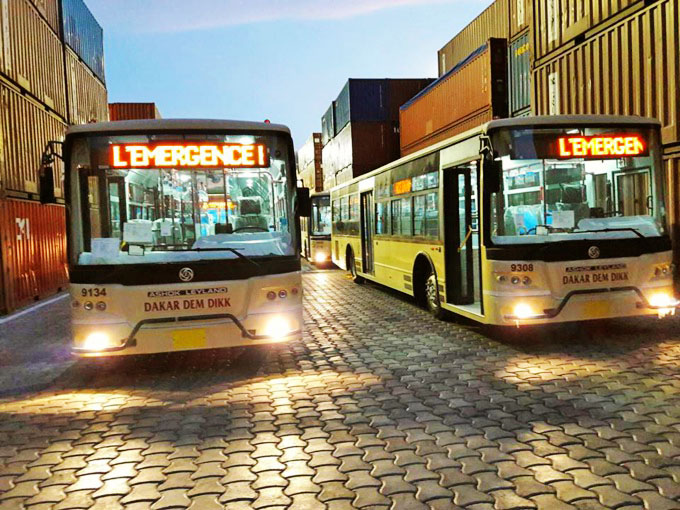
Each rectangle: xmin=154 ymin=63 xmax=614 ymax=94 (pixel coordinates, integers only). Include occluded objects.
xmin=572 ymin=227 xmax=645 ymax=238
xmin=194 ymin=247 xmax=261 ymax=267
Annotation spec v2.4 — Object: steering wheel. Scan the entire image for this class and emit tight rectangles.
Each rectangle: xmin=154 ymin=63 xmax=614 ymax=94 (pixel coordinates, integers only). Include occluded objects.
xmin=232 ymin=226 xmax=269 ymax=233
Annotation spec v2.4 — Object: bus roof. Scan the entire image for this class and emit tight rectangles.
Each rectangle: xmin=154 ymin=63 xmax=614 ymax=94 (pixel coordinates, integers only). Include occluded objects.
xmin=487 ymin=114 xmax=661 ymax=130
xmin=65 ymin=118 xmax=291 ymax=136
xmin=330 ymin=114 xmax=661 ymax=193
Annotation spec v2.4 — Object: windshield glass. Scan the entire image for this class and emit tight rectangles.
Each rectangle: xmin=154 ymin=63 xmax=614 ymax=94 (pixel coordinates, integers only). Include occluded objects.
xmin=69 ymin=133 xmax=296 ymax=265
xmin=311 ymin=195 xmax=331 ymax=236
xmin=489 ymin=126 xmax=666 ymax=245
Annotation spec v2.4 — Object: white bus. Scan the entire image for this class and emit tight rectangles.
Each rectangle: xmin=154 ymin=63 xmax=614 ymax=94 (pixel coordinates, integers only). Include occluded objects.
xmin=332 ymin=115 xmax=678 ymax=326
xmin=41 ymin=119 xmax=311 ymax=356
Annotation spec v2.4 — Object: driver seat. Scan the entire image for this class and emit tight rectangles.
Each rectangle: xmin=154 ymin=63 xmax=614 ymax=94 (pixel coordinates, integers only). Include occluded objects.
xmin=235 ymin=196 xmax=268 ymax=231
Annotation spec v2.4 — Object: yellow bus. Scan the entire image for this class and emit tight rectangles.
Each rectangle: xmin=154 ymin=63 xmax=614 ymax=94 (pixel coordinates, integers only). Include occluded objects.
xmin=40 ymin=119 xmax=311 ymax=356
xmin=331 ymin=115 xmax=677 ymax=326
xmin=300 ymin=191 xmax=332 ymax=266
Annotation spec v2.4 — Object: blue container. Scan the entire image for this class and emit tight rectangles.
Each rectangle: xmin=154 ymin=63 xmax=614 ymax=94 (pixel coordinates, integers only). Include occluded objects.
xmin=61 ymin=0 xmax=105 ymax=84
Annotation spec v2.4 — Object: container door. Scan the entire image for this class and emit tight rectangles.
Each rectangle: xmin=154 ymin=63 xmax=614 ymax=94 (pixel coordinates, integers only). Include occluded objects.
xmin=360 ymin=191 xmax=374 ymax=275
xmin=444 ymin=162 xmax=480 ymax=307
xmin=616 ymin=169 xmax=651 ymax=216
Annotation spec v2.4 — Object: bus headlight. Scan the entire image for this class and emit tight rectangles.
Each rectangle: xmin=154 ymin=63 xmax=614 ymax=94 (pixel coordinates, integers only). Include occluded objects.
xmin=513 ymin=303 xmax=536 ymax=320
xmin=315 ymin=252 xmax=328 ymax=264
xmin=83 ymin=332 xmax=113 ymax=351
xmin=648 ymin=292 xmax=678 ymax=318
xmin=262 ymin=315 xmax=295 ymax=340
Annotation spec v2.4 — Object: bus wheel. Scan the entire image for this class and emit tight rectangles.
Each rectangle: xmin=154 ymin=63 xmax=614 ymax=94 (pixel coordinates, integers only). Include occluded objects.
xmin=425 ymin=272 xmax=446 ymax=319
xmin=348 ymin=249 xmax=364 ymax=284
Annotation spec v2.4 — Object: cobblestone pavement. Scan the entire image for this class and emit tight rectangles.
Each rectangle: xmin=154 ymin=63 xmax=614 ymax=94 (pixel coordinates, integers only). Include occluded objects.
xmin=1 ymin=269 xmax=680 ymax=509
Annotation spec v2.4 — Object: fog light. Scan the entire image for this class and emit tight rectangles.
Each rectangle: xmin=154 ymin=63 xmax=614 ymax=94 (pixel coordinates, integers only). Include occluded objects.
xmin=315 ymin=252 xmax=328 ymax=264
xmin=83 ymin=332 xmax=112 ymax=351
xmin=262 ymin=315 xmax=294 ymax=340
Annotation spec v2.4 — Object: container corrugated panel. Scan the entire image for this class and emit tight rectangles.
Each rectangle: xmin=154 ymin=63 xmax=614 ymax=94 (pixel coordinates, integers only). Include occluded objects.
xmin=0 ymin=83 xmax=67 ymax=196
xmin=321 ymin=103 xmax=335 ymax=146
xmin=401 ymin=39 xmax=508 ymax=156
xmin=533 ymin=0 xmax=679 ymax=145
xmin=438 ymin=0 xmax=509 ymax=76
xmin=0 ymin=199 xmax=68 ymax=314
xmin=61 ymin=0 xmax=105 ymax=83
xmin=297 ymin=133 xmax=324 ymax=191
xmin=322 ymin=122 xmax=353 ymax=185
xmin=511 ymin=0 xmax=532 ymax=37
xmin=1 ymin=0 xmax=67 ymax=117
xmin=509 ymin=32 xmax=531 ymax=115
xmin=66 ymin=47 xmax=109 ymax=125
xmin=109 ymin=103 xmax=161 ymax=121
xmin=29 ymin=0 xmax=60 ymax=35
xmin=350 ymin=121 xmax=400 ymax=178
xmin=663 ymin=150 xmax=680 ymax=256
xmin=533 ymin=0 xmax=644 ymax=60
xmin=387 ymin=79 xmax=435 ymax=120
xmin=334 ymin=82 xmax=352 ymax=134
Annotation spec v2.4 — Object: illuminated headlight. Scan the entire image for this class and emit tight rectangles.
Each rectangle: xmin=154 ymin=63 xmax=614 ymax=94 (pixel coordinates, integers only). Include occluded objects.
xmin=262 ymin=315 xmax=295 ymax=340
xmin=83 ymin=332 xmax=113 ymax=351
xmin=315 ymin=252 xmax=328 ymax=264
xmin=648 ymin=292 xmax=678 ymax=318
xmin=513 ymin=303 xmax=536 ymax=320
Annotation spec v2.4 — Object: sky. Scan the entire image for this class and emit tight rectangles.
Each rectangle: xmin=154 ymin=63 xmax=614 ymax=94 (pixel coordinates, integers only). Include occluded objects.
xmin=86 ymin=0 xmax=494 ymax=149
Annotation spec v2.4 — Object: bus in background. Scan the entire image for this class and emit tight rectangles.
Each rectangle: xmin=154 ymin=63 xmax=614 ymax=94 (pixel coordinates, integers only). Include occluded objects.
xmin=40 ymin=119 xmax=311 ymax=356
xmin=331 ymin=115 xmax=678 ymax=327
xmin=300 ymin=191 xmax=332 ymax=266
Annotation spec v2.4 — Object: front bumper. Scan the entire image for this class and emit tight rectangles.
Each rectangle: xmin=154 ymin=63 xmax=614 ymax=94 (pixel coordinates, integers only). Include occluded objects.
xmin=72 ymin=309 xmax=302 ymax=356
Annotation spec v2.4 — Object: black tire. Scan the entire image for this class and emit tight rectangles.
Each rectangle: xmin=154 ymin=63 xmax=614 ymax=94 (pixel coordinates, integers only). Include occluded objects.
xmin=423 ymin=269 xmax=446 ymax=320
xmin=348 ymin=249 xmax=364 ymax=284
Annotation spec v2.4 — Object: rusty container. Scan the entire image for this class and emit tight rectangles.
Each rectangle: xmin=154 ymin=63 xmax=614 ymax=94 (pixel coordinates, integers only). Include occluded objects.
xmin=297 ymin=133 xmax=324 ymax=192
xmin=0 ymin=0 xmax=67 ymax=118
xmin=66 ymin=46 xmax=109 ymax=125
xmin=511 ymin=0 xmax=532 ymax=37
xmin=0 ymin=199 xmax=68 ymax=314
xmin=29 ymin=0 xmax=60 ymax=35
xmin=109 ymin=102 xmax=162 ymax=121
xmin=400 ymin=39 xmax=508 ymax=156
xmin=664 ymin=149 xmax=680 ymax=262
xmin=0 ymin=82 xmax=67 ymax=198
xmin=437 ymin=0 xmax=509 ymax=76
xmin=533 ymin=0 xmax=646 ymax=61
xmin=532 ymin=0 xmax=679 ymax=145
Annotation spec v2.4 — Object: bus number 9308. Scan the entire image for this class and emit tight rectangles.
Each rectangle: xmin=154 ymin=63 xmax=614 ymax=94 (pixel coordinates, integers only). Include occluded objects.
xmin=510 ymin=264 xmax=534 ymax=272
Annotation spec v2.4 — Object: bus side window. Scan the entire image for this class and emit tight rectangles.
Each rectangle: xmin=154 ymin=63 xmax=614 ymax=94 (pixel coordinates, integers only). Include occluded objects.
xmin=376 ymin=201 xmax=389 ymax=234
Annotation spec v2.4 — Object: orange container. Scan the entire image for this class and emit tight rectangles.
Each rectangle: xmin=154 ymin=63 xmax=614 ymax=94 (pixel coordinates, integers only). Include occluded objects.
xmin=0 ymin=199 xmax=68 ymax=314
xmin=109 ymin=103 xmax=162 ymax=121
xmin=400 ymin=39 xmax=508 ymax=156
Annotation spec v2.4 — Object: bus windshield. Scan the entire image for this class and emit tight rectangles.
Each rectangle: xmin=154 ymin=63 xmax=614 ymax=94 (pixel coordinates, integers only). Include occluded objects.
xmin=311 ymin=195 xmax=331 ymax=236
xmin=68 ymin=133 xmax=297 ymax=265
xmin=489 ymin=126 xmax=667 ymax=245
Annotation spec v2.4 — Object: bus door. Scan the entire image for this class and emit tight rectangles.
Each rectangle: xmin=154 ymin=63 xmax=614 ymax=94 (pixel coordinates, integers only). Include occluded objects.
xmin=444 ymin=162 xmax=480 ymax=308
xmin=360 ymin=191 xmax=374 ymax=275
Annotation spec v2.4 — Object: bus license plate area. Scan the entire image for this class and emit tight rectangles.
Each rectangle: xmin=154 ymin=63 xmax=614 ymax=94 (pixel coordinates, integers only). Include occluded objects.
xmin=579 ymin=299 xmax=611 ymax=318
xmin=172 ymin=328 xmax=207 ymax=349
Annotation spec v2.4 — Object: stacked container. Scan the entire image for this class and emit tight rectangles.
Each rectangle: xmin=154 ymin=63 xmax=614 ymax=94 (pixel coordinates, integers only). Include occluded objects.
xmin=322 ymin=78 xmax=433 ymax=189
xmin=400 ymin=39 xmax=508 ymax=156
xmin=0 ymin=0 xmax=108 ymax=314
xmin=297 ymin=133 xmax=324 ymax=192
xmin=109 ymin=102 xmax=162 ymax=121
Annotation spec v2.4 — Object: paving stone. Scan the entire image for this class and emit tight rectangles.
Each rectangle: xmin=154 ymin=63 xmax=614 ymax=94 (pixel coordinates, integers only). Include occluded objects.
xmin=352 ymin=487 xmax=390 ymax=508
xmin=318 ymin=481 xmax=355 ymax=502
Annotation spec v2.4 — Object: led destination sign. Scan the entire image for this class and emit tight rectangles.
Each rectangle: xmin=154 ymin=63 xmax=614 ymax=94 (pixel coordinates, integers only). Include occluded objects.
xmin=557 ymin=135 xmax=647 ymax=159
xmin=110 ymin=143 xmax=269 ymax=169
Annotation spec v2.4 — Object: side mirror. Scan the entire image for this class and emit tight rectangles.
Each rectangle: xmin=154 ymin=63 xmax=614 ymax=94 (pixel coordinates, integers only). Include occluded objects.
xmin=297 ymin=187 xmax=311 ymax=217
xmin=484 ymin=158 xmax=502 ymax=194
xmin=39 ymin=165 xmax=56 ymax=204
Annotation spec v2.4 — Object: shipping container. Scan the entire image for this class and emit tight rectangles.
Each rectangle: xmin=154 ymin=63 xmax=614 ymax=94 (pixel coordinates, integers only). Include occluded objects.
xmin=400 ymin=39 xmax=508 ymax=156
xmin=108 ymin=102 xmax=161 ymax=121
xmin=321 ymin=103 xmax=335 ymax=146
xmin=66 ymin=47 xmax=108 ymax=125
xmin=323 ymin=121 xmax=399 ymax=187
xmin=297 ymin=133 xmax=323 ymax=192
xmin=509 ymin=31 xmax=531 ymax=115
xmin=333 ymin=79 xmax=435 ymax=135
xmin=29 ymin=0 xmax=60 ymax=35
xmin=0 ymin=0 xmax=67 ymax=117
xmin=511 ymin=0 xmax=532 ymax=36
xmin=0 ymin=82 xmax=67 ymax=197
xmin=533 ymin=0 xmax=646 ymax=61
xmin=664 ymin=149 xmax=680 ymax=259
xmin=0 ymin=199 xmax=68 ymax=314
xmin=438 ymin=0 xmax=509 ymax=76
xmin=62 ymin=0 xmax=106 ymax=84
xmin=533 ymin=0 xmax=679 ymax=144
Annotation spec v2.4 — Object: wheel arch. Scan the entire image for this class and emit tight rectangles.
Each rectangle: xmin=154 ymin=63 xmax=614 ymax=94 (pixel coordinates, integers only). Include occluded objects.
xmin=412 ymin=251 xmax=437 ymax=302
